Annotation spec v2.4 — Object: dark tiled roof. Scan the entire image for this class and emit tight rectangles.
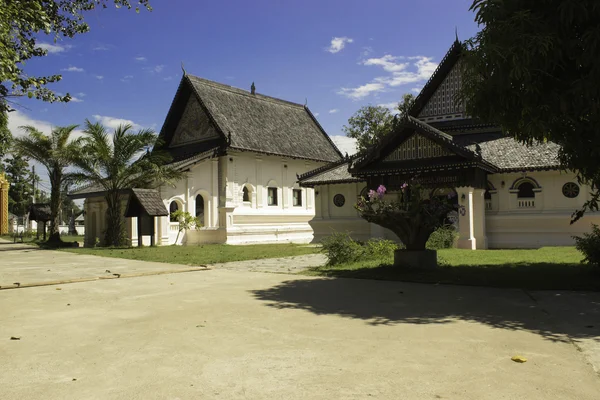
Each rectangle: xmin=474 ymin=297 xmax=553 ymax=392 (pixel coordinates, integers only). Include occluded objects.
xmin=28 ymin=204 xmax=51 ymax=221
xmin=467 ymin=137 xmax=560 ymax=172
xmin=187 ymin=76 xmax=342 ymax=162
xmin=298 ymin=160 xmax=364 ymax=187
xmin=128 ymin=188 xmax=169 ymax=217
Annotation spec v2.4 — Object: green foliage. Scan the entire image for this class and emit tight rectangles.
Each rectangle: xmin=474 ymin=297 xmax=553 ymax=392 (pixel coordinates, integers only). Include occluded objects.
xmin=70 ymin=120 xmax=183 ymax=247
xmin=171 ymin=210 xmax=202 ymax=244
xmin=343 ymin=94 xmax=415 ymax=152
xmin=12 ymin=125 xmax=81 ymax=243
xmin=364 ymin=238 xmax=399 ymax=258
xmin=574 ymin=224 xmax=600 ymax=269
xmin=0 ymin=0 xmax=151 ymax=112
xmin=2 ymin=155 xmax=33 ymax=216
xmin=321 ymin=232 xmax=365 ymax=266
xmin=461 ymin=0 xmax=600 ymax=222
xmin=343 ymin=106 xmax=394 ymax=152
xmin=426 ymin=226 xmax=457 ymax=250
xmin=0 ymin=111 xmax=11 ymax=164
xmin=321 ymin=232 xmax=399 ymax=266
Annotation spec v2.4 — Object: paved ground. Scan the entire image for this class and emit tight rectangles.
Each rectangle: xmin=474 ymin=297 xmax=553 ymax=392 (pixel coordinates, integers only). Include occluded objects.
xmin=1 ymin=244 xmax=599 ymax=399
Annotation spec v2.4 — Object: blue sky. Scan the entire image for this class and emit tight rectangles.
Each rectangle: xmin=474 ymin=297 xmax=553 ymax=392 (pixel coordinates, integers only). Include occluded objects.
xmin=8 ymin=0 xmax=480 ymax=183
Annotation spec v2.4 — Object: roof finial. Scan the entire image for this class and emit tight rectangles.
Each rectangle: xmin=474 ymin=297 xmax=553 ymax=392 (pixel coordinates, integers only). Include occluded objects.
xmin=304 ymin=98 xmax=308 ymax=106
xmin=181 ymin=61 xmax=186 ymax=76
xmin=455 ymin=27 xmax=459 ymax=43
xmin=251 ymin=82 xmax=256 ymax=95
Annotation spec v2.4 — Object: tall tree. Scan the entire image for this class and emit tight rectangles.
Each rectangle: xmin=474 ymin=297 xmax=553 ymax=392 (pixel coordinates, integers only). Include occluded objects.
xmin=12 ymin=125 xmax=81 ymax=243
xmin=397 ymin=93 xmax=415 ymax=117
xmin=460 ymin=0 xmax=600 ymax=221
xmin=0 ymin=111 xmax=12 ymax=168
xmin=343 ymin=106 xmax=394 ymax=152
xmin=343 ymin=94 xmax=416 ymax=152
xmin=0 ymin=0 xmax=151 ymax=112
xmin=71 ymin=121 xmax=182 ymax=247
xmin=2 ymin=155 xmax=33 ymax=217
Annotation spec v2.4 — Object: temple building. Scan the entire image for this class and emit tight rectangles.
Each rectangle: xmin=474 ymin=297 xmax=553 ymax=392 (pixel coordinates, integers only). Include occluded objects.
xmin=297 ymin=40 xmax=600 ymax=249
xmin=72 ymin=40 xmax=599 ymax=249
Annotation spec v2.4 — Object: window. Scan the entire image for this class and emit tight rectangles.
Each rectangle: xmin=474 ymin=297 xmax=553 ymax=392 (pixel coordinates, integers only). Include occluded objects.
xmin=333 ymin=194 xmax=346 ymax=207
xmin=562 ymin=182 xmax=580 ymax=198
xmin=169 ymin=201 xmax=179 ymax=222
xmin=242 ymin=186 xmax=250 ymax=202
xmin=195 ymin=195 xmax=204 ymax=226
xmin=268 ymin=187 xmax=278 ymax=206
xmin=517 ymin=182 xmax=535 ymax=198
xmin=293 ymin=189 xmax=302 ymax=206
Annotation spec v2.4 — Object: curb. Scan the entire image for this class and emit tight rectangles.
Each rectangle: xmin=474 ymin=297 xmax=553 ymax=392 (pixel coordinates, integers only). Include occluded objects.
xmin=0 ymin=266 xmax=210 ymax=291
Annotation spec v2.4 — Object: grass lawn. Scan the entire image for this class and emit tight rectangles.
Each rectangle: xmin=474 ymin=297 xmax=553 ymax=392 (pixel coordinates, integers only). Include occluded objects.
xmin=305 ymin=247 xmax=600 ymax=291
xmin=61 ymin=243 xmax=320 ymax=266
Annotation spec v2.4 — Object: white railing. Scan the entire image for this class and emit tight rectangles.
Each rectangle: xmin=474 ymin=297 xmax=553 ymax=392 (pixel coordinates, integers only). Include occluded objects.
xmin=485 ymin=199 xmax=493 ymax=211
xmin=169 ymin=222 xmax=179 ymax=232
xmin=518 ymin=199 xmax=535 ymax=208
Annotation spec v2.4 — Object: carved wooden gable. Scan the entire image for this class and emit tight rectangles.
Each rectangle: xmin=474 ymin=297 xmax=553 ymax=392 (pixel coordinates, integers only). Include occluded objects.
xmin=418 ymin=61 xmax=466 ymax=120
xmin=384 ymin=133 xmax=453 ymax=162
xmin=170 ymin=95 xmax=219 ymax=147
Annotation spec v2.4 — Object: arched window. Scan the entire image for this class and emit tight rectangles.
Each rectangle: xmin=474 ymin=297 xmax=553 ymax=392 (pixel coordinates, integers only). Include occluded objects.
xmin=242 ymin=186 xmax=250 ymax=202
xmin=169 ymin=201 xmax=179 ymax=222
xmin=517 ymin=182 xmax=535 ymax=198
xmin=195 ymin=195 xmax=204 ymax=226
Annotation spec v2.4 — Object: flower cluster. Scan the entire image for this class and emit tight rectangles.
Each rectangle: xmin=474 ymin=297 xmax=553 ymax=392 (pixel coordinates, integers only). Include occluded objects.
xmin=367 ymin=185 xmax=387 ymax=201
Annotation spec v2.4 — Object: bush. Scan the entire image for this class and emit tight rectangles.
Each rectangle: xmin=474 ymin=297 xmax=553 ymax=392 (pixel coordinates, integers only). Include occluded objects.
xmin=426 ymin=225 xmax=457 ymax=250
xmin=364 ymin=238 xmax=398 ymax=259
xmin=574 ymin=224 xmax=600 ymax=268
xmin=321 ymin=232 xmax=364 ymax=266
xmin=321 ymin=233 xmax=399 ymax=265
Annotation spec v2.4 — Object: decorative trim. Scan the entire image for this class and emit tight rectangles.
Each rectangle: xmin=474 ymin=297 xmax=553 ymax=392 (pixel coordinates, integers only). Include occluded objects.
xmin=509 ymin=177 xmax=542 ymax=191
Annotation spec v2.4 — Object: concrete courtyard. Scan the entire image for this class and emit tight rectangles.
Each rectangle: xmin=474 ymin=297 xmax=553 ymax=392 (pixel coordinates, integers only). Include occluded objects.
xmin=1 ymin=243 xmax=599 ymax=399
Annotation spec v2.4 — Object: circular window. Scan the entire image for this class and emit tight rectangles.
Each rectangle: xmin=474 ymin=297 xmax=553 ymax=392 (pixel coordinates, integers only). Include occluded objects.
xmin=562 ymin=182 xmax=580 ymax=198
xmin=333 ymin=194 xmax=346 ymax=207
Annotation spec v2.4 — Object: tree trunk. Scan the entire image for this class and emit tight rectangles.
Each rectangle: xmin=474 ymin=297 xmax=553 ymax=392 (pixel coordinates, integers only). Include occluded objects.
xmin=105 ymin=191 xmax=126 ymax=247
xmin=47 ymin=168 xmax=62 ymax=244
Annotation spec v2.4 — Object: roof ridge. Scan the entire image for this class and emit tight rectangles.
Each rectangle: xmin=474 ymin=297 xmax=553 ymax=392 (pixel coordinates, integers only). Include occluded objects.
xmin=297 ymin=155 xmax=354 ymax=181
xmin=187 ymin=75 xmax=306 ymax=109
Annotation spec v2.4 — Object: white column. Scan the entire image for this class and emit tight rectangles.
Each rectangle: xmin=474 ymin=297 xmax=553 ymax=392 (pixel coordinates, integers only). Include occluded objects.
xmin=256 ymin=158 xmax=263 ymax=208
xmin=456 ymin=186 xmax=488 ymax=250
xmin=211 ymin=159 xmax=219 ymax=227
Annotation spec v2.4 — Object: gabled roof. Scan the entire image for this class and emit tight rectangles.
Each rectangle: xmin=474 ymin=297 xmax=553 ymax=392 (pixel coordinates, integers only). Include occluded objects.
xmin=157 ymin=75 xmax=343 ymax=163
xmin=409 ymin=39 xmax=463 ymax=117
xmin=125 ymin=189 xmax=169 ymax=217
xmin=352 ymin=115 xmax=496 ymax=174
xmin=297 ymin=156 xmax=364 ymax=187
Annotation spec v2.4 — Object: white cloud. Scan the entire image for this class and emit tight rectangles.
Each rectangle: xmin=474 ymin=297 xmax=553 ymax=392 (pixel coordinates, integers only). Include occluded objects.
xmin=77 ymin=92 xmax=86 ymax=97
xmin=121 ymin=75 xmax=134 ymax=82
xmin=144 ymin=65 xmax=164 ymax=74
xmin=135 ymin=56 xmax=147 ymax=62
xmin=7 ymin=110 xmax=84 ymax=139
xmin=163 ymin=74 xmax=178 ymax=81
xmin=92 ymin=115 xmax=143 ymax=131
xmin=378 ymin=102 xmax=400 ymax=114
xmin=37 ymin=42 xmax=71 ymax=54
xmin=314 ymin=112 xmax=320 ymax=117
xmin=69 ymin=96 xmax=84 ymax=103
xmin=361 ymin=47 xmax=373 ymax=57
xmin=94 ymin=75 xmax=104 ymax=80
xmin=337 ymin=55 xmax=438 ymax=100
xmin=61 ymin=66 xmax=84 ymax=72
xmin=328 ymin=109 xmax=339 ymax=114
xmin=330 ymin=135 xmax=358 ymax=156
xmin=327 ymin=37 xmax=353 ymax=54
xmin=93 ymin=45 xmax=111 ymax=51
xmin=411 ymin=87 xmax=422 ymax=94
xmin=337 ymin=82 xmax=385 ymax=100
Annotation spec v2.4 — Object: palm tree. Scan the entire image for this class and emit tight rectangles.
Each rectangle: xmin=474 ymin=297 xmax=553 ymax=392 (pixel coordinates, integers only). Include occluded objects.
xmin=71 ymin=120 xmax=182 ymax=247
xmin=12 ymin=125 xmax=81 ymax=243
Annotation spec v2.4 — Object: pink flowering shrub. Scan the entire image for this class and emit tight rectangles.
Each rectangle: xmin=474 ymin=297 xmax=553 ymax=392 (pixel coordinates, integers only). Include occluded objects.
xmin=355 ymin=182 xmax=457 ymax=251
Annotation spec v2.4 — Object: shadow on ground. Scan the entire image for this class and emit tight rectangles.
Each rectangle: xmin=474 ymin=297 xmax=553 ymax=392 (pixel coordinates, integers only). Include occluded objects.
xmin=250 ymin=275 xmax=600 ymax=343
